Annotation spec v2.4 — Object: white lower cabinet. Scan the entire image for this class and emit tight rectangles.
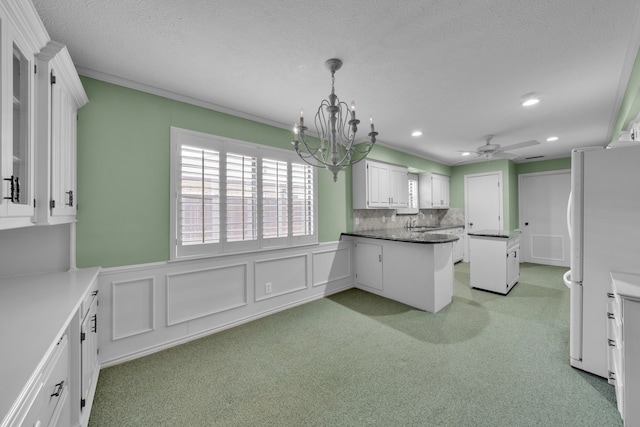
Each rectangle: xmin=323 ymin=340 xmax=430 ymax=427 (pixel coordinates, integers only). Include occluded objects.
xmin=21 ymin=335 xmax=70 ymax=427
xmin=354 ymin=241 xmax=383 ymax=291
xmin=608 ymin=273 xmax=640 ymax=426
xmin=469 ymin=234 xmax=520 ymax=294
xmin=0 ymin=268 xmax=101 ymax=427
xmin=352 ymin=237 xmax=453 ymax=313
xmin=80 ymin=291 xmax=99 ymax=416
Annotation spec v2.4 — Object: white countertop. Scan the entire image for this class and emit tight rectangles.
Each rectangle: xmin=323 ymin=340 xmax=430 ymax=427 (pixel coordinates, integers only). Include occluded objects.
xmin=611 ymin=272 xmax=640 ymax=300
xmin=0 ymin=267 xmax=100 ymax=424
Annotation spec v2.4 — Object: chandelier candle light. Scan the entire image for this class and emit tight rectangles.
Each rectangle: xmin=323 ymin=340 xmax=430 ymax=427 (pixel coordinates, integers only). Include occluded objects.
xmin=292 ymin=58 xmax=378 ymax=182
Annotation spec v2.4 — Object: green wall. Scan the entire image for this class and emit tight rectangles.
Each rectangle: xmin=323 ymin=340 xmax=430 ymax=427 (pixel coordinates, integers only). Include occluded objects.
xmin=449 ymin=159 xmax=516 ymax=230
xmin=76 ymin=77 xmax=352 ymax=268
xmin=77 ymin=47 xmax=639 ymax=269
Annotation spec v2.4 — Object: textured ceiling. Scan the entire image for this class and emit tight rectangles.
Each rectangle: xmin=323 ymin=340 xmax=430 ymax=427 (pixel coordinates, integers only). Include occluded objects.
xmin=32 ymin=0 xmax=640 ymax=165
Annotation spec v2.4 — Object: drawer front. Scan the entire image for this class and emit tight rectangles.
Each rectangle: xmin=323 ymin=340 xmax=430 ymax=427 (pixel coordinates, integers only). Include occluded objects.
xmin=22 ymin=335 xmax=69 ymax=427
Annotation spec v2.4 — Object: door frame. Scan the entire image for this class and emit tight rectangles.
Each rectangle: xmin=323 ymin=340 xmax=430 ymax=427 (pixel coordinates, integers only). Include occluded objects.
xmin=464 ymin=171 xmax=503 ymax=261
xmin=518 ymin=169 xmax=571 ymax=265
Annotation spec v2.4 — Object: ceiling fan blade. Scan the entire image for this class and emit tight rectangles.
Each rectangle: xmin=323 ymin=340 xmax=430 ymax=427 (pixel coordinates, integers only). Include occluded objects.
xmin=493 ymin=151 xmax=520 ymax=160
xmin=451 ymin=153 xmax=483 ymax=165
xmin=499 ymin=139 xmax=539 ymax=151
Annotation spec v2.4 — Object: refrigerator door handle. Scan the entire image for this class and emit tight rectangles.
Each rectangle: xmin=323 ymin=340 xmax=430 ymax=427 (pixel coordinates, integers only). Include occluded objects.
xmin=566 ymin=191 xmax=572 ymax=242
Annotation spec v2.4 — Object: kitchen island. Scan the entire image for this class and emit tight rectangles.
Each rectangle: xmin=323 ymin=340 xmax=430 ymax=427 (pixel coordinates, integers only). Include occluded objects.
xmin=341 ymin=228 xmax=459 ymax=313
xmin=468 ymin=229 xmax=520 ymax=294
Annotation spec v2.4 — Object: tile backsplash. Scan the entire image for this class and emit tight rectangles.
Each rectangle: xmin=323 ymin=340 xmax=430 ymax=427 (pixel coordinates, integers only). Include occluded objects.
xmin=353 ymin=207 xmax=465 ymax=231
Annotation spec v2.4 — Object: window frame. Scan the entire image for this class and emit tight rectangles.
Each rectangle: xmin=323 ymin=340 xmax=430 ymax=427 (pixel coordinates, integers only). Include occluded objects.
xmin=170 ymin=127 xmax=318 ymax=260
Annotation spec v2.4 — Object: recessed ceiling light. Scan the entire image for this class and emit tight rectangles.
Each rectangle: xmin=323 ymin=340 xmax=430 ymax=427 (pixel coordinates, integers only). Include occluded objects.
xmin=546 ymin=136 xmax=559 ymax=142
xmin=461 ymin=152 xmax=471 ymax=156
xmin=521 ymin=92 xmax=540 ymax=107
xmin=411 ymin=131 xmax=423 ymax=137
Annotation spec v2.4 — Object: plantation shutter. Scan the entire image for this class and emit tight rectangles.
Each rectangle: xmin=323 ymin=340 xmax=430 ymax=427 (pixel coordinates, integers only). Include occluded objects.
xmin=179 ymin=145 xmax=220 ymax=245
xmin=407 ymin=175 xmax=418 ymax=209
xmin=262 ymin=158 xmax=288 ymax=239
xmin=226 ymin=152 xmax=258 ymax=242
xmin=291 ymin=162 xmax=314 ymax=236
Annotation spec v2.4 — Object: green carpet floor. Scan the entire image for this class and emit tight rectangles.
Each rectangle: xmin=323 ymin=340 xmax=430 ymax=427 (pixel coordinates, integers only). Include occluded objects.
xmin=89 ymin=263 xmax=621 ymax=426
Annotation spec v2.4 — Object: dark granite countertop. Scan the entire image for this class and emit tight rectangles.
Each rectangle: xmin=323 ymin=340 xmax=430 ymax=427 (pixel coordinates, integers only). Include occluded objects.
xmin=342 ymin=228 xmax=459 ymax=244
xmin=467 ymin=229 xmax=520 ymax=238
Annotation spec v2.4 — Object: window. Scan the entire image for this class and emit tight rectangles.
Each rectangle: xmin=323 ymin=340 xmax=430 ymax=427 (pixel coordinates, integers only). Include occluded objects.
xmin=396 ymin=173 xmax=419 ymax=215
xmin=170 ymin=127 xmax=317 ymax=259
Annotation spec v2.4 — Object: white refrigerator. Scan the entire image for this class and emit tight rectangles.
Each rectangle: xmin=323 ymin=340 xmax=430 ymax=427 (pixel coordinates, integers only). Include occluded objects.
xmin=563 ymin=144 xmax=640 ymax=378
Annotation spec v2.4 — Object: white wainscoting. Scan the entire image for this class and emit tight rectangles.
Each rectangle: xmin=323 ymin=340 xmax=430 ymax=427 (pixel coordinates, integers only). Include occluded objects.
xmin=98 ymin=241 xmax=353 ymax=367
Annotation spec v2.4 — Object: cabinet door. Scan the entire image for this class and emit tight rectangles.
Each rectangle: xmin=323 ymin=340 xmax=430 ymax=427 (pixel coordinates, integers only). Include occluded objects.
xmin=431 ymin=174 xmax=450 ymax=208
xmin=507 ymin=246 xmax=520 ymax=287
xmin=50 ymin=75 xmax=77 ymax=218
xmin=389 ymin=165 xmax=408 ymax=208
xmin=366 ymin=161 xmax=390 ymax=208
xmin=80 ymin=297 xmax=99 ymax=412
xmin=418 ymin=173 xmax=433 ymax=208
xmin=2 ymin=35 xmax=36 ymax=220
xmin=355 ymin=241 xmax=383 ymax=291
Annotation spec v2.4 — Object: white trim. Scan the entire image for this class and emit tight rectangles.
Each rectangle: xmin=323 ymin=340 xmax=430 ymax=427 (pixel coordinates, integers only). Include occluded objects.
xmin=78 ymin=67 xmax=288 ymax=130
xmin=96 ymin=240 xmax=355 ymax=367
xmin=99 ymin=283 xmax=351 ymax=369
xmin=464 ymin=170 xmax=504 ymax=233
xmin=518 ymin=169 xmax=571 ymax=264
xmin=111 ymin=277 xmax=156 ymax=340
xmin=170 ymin=126 xmax=318 ymax=260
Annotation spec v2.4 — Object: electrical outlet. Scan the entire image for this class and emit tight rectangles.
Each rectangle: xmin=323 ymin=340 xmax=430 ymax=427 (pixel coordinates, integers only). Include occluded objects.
xmin=355 ymin=217 xmax=360 ymax=225
xmin=382 ymin=216 xmax=386 ymax=223
xmin=265 ymin=282 xmax=272 ymax=293
xmin=391 ymin=214 xmax=396 ymax=222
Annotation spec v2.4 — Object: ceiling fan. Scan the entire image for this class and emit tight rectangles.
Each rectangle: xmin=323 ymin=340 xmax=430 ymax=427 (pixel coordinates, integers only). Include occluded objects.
xmin=455 ymin=135 xmax=540 ymax=163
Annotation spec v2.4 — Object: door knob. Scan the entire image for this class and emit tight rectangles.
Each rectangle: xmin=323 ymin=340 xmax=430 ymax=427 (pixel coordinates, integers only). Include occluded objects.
xmin=525 ymin=222 xmax=529 ymax=226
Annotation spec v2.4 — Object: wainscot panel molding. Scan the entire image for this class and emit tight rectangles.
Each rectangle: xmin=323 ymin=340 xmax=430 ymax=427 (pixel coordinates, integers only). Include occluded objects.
xmin=97 ymin=241 xmax=354 ymax=367
xmin=312 ymin=247 xmax=351 ymax=287
xmin=166 ymin=264 xmax=248 ymax=326
xmin=254 ymin=254 xmax=308 ymax=302
xmin=111 ymin=277 xmax=156 ymax=341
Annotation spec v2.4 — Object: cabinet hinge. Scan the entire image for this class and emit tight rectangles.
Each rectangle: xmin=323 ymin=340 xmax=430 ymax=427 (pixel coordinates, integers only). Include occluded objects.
xmin=50 ymin=72 xmax=56 ymax=85
xmin=50 ymin=199 xmax=55 ymax=209
xmin=81 ymin=332 xmax=86 ymax=342
xmin=81 ymin=398 xmax=86 ymax=409
xmin=34 ymin=64 xmax=37 ymax=74
xmin=97 ymin=348 xmax=100 ymax=355
xmin=33 ymin=199 xmax=36 ymax=208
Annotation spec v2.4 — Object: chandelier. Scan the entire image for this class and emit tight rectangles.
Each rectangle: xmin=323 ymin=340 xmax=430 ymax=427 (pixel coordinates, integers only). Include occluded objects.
xmin=292 ymin=58 xmax=378 ymax=182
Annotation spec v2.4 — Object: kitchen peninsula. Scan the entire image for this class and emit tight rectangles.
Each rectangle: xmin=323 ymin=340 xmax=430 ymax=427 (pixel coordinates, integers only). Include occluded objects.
xmin=341 ymin=228 xmax=459 ymax=313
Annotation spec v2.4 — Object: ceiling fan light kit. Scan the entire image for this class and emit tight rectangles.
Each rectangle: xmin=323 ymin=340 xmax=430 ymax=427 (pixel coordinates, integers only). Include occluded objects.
xmin=521 ymin=92 xmax=541 ymax=107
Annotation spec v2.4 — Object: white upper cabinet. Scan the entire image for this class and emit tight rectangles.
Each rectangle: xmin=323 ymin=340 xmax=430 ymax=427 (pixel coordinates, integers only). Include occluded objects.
xmin=0 ymin=0 xmax=48 ymax=229
xmin=35 ymin=41 xmax=88 ymax=224
xmin=352 ymin=159 xmax=408 ymax=209
xmin=419 ymin=173 xmax=450 ymax=209
xmin=389 ymin=165 xmax=408 ymax=208
xmin=0 ymin=1 xmax=86 ymax=229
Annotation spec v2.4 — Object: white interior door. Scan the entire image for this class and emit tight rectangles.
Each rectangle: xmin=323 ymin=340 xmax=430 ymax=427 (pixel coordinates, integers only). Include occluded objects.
xmin=518 ymin=170 xmax=570 ymax=266
xmin=465 ymin=172 xmax=503 ymax=233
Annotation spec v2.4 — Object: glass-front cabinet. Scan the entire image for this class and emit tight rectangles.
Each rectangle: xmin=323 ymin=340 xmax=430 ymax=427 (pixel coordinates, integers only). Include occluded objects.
xmin=0 ymin=2 xmax=40 ymax=228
